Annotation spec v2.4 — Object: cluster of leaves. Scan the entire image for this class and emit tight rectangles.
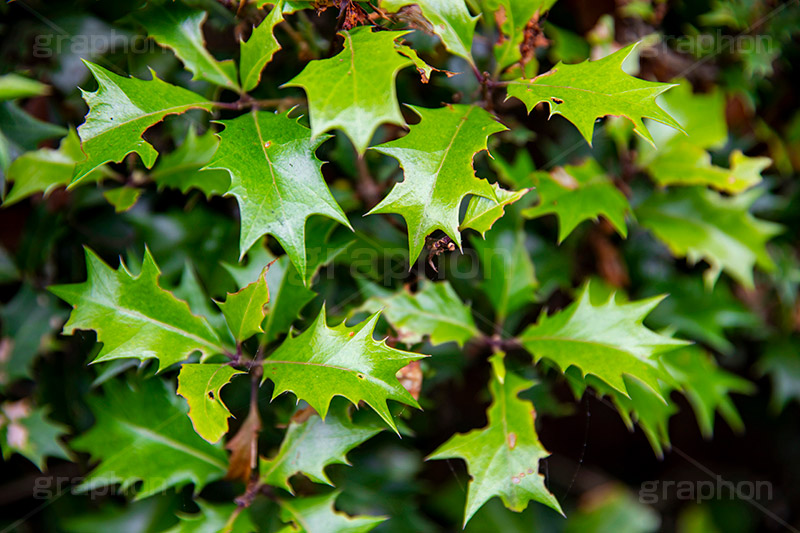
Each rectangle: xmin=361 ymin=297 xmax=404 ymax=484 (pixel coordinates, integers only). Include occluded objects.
xmin=1 ymin=0 xmax=799 ymax=531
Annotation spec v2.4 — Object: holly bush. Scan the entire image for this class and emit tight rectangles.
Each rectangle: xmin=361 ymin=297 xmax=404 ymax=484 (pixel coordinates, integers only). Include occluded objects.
xmin=1 ymin=0 xmax=799 ymax=531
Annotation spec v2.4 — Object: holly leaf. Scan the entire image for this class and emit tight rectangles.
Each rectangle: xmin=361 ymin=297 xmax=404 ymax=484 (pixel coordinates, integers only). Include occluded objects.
xmin=461 ymin=183 xmax=531 ymax=236
xmin=216 ymin=271 xmax=270 ymax=342
xmin=3 ymin=129 xmax=106 ymax=207
xmin=70 ymin=378 xmax=227 ymax=499
xmin=357 ymin=279 xmax=479 ymax=347
xmin=133 ymin=2 xmax=240 ymax=91
xmin=150 ymin=129 xmax=230 ymax=198
xmin=71 ymin=62 xmax=212 ymax=185
xmin=261 ymin=404 xmax=383 ymax=492
xmin=0 ymin=400 xmax=70 ymax=471
xmin=518 ymin=281 xmax=688 ymax=399
xmin=278 ymin=491 xmax=386 ymax=533
xmin=174 ymin=262 xmax=232 ymax=345
xmin=636 ymin=186 xmax=782 ymax=288
xmin=261 ymin=308 xmax=426 ymax=433
xmin=240 ymin=1 xmax=284 ymax=92
xmin=165 ymin=501 xmax=255 ymax=533
xmin=177 ymin=364 xmax=245 ymax=444
xmin=481 ymin=0 xmax=557 ymax=73
xmin=428 ymin=354 xmax=562 ymax=526
xmin=506 ymin=43 xmax=684 ymax=146
xmin=663 ymin=347 xmax=754 ymax=438
xmin=103 ymin=186 xmax=142 ymax=213
xmin=647 ymin=147 xmax=771 ymax=194
xmin=381 ymin=0 xmax=478 ymax=64
xmin=284 ymin=27 xmax=412 ymax=153
xmin=0 ymin=73 xmax=49 ymax=101
xmin=206 ymin=110 xmax=351 ymax=282
xmin=367 ymin=104 xmax=507 ymax=263
xmin=523 ymin=159 xmax=631 ymax=242
xmin=49 ymin=247 xmax=226 ymax=371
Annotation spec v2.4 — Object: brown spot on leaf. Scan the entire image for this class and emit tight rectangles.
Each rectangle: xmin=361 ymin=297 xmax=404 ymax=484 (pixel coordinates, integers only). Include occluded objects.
xmin=396 ymin=360 xmax=422 ymax=400
xmin=507 ymin=432 xmax=517 ymax=449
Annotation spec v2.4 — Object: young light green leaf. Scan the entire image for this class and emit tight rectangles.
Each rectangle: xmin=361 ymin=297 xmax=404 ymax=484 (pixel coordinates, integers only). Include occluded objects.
xmin=284 ymin=27 xmax=412 ymax=153
xmin=381 ymin=0 xmax=478 ymax=64
xmin=261 ymin=308 xmax=426 ymax=433
xmin=261 ymin=405 xmax=383 ymax=492
xmin=357 ymin=279 xmax=479 ymax=347
xmin=216 ymin=271 xmax=269 ymax=342
xmin=134 ymin=2 xmax=240 ymax=91
xmin=3 ymin=129 xmax=106 ymax=207
xmin=72 ymin=62 xmax=212 ymax=185
xmin=523 ymin=159 xmax=631 ymax=242
xmin=150 ymin=129 xmax=230 ymax=198
xmin=177 ymin=364 xmax=245 ymax=443
xmin=49 ymin=248 xmax=226 ymax=371
xmin=70 ymin=378 xmax=227 ymax=499
xmin=207 ymin=110 xmax=351 ymax=282
xmin=647 ymin=146 xmax=771 ymax=194
xmin=278 ymin=491 xmax=386 ymax=533
xmin=461 ymin=183 xmax=531 ymax=236
xmin=240 ymin=1 xmax=284 ymax=92
xmin=428 ymin=354 xmax=562 ymax=527
xmin=506 ymin=43 xmax=683 ymax=146
xmin=0 ymin=400 xmax=70 ymax=471
xmin=367 ymin=104 xmax=507 ymax=263
xmin=519 ymin=281 xmax=688 ymax=399
xmin=636 ymin=186 xmax=782 ymax=288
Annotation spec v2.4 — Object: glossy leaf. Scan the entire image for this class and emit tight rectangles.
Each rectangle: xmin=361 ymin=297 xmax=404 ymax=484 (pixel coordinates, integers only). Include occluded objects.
xmin=506 ymin=43 xmax=683 ymax=145
xmin=70 ymin=378 xmax=227 ymax=499
xmin=240 ymin=1 xmax=284 ymax=92
xmin=216 ymin=271 xmax=270 ymax=342
xmin=177 ymin=364 xmax=245 ymax=443
xmin=278 ymin=491 xmax=386 ymax=533
xmin=49 ymin=248 xmax=226 ymax=371
xmin=285 ymin=27 xmax=412 ymax=153
xmin=207 ymin=110 xmax=351 ymax=281
xmin=461 ymin=183 xmax=531 ymax=236
xmin=519 ymin=282 xmax=688 ymax=399
xmin=367 ymin=104 xmax=507 ymax=262
xmin=261 ymin=308 xmax=426 ymax=433
xmin=428 ymin=355 xmax=562 ymax=526
xmin=71 ymin=62 xmax=212 ymax=185
xmin=523 ymin=159 xmax=630 ymax=242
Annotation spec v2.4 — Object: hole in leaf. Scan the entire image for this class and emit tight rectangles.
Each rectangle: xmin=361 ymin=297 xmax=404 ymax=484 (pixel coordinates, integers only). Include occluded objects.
xmin=551 ymin=97 xmax=564 ymax=104
xmin=208 ymin=391 xmax=215 ymax=400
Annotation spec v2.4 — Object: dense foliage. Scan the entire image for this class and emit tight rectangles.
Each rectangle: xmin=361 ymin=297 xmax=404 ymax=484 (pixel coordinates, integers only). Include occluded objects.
xmin=1 ymin=0 xmax=799 ymax=531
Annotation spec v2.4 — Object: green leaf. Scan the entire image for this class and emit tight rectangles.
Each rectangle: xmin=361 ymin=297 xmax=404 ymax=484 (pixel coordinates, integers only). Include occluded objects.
xmin=150 ymin=129 xmax=230 ymax=198
xmin=278 ymin=491 xmax=386 ymax=533
xmin=177 ymin=364 xmax=245 ymax=443
xmin=3 ymin=129 xmax=106 ymax=207
xmin=518 ymin=281 xmax=688 ymax=399
xmin=165 ymin=501 xmax=255 ymax=533
xmin=261 ymin=308 xmax=425 ymax=433
xmin=461 ymin=183 xmax=531 ymax=236
xmin=284 ymin=27 xmax=412 ymax=153
xmin=506 ymin=43 xmax=683 ymax=146
xmin=381 ymin=0 xmax=478 ymax=64
xmin=216 ymin=270 xmax=270 ymax=342
xmin=240 ymin=1 xmax=284 ymax=92
xmin=367 ymin=104 xmax=507 ymax=262
xmin=0 ymin=401 xmax=70 ymax=471
xmin=428 ymin=354 xmax=562 ymax=526
xmin=357 ymin=279 xmax=479 ymax=347
xmin=0 ymin=73 xmax=49 ymax=101
xmin=663 ymin=347 xmax=754 ymax=438
xmin=757 ymin=339 xmax=800 ymax=412
xmin=134 ymin=2 xmax=240 ymax=91
xmin=70 ymin=378 xmax=227 ymax=499
xmin=647 ymin=147 xmax=771 ymax=194
xmin=0 ymin=283 xmax=66 ymax=385
xmin=72 ymin=62 xmax=212 ymax=185
xmin=564 ymin=485 xmax=660 ymax=533
xmin=523 ymin=159 xmax=631 ymax=242
xmin=49 ymin=248 xmax=226 ymax=371
xmin=636 ymin=186 xmax=782 ymax=288
xmin=224 ymin=244 xmax=316 ymax=344
xmin=174 ymin=262 xmax=233 ymax=345
xmin=103 ymin=186 xmax=142 ymax=213
xmin=261 ymin=405 xmax=383 ymax=492
xmin=481 ymin=0 xmax=557 ymax=72
xmin=207 ymin=110 xmax=351 ymax=282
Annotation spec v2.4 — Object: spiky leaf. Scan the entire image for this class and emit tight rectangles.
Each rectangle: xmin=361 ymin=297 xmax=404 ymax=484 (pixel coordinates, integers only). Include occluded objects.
xmin=278 ymin=491 xmax=386 ymax=533
xmin=177 ymin=364 xmax=245 ymax=443
xmin=240 ymin=1 xmax=284 ymax=92
xmin=216 ymin=271 xmax=270 ymax=342
xmin=461 ymin=183 xmax=531 ymax=236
